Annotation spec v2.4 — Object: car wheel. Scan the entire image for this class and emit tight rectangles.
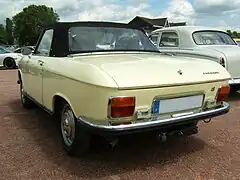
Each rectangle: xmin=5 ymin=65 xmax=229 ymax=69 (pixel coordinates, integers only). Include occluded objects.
xmin=20 ymin=83 xmax=35 ymax=109
xmin=4 ymin=57 xmax=16 ymax=69
xmin=60 ymin=102 xmax=91 ymax=156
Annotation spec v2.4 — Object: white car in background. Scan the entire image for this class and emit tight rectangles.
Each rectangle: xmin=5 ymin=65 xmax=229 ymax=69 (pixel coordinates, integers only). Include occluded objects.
xmin=14 ymin=46 xmax=35 ymax=53
xmin=0 ymin=46 xmax=23 ymax=69
xmin=149 ymin=26 xmax=240 ymax=92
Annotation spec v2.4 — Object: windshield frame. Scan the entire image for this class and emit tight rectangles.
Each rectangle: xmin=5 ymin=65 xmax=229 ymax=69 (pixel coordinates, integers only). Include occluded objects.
xmin=192 ymin=30 xmax=237 ymax=46
xmin=67 ymin=25 xmax=160 ymax=54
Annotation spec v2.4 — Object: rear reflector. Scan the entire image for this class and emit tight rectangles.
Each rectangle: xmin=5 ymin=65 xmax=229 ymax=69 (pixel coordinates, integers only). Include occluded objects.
xmin=216 ymin=86 xmax=230 ymax=102
xmin=108 ymin=96 xmax=135 ymax=118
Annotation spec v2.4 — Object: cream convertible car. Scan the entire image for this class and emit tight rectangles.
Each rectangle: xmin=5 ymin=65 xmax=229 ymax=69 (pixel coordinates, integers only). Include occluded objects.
xmin=18 ymin=21 xmax=231 ymax=156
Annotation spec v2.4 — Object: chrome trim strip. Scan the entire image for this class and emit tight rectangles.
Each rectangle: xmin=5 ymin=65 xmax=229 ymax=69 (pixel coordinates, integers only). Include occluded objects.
xmin=68 ymin=51 xmax=160 ymax=57
xmin=77 ymin=102 xmax=230 ymax=132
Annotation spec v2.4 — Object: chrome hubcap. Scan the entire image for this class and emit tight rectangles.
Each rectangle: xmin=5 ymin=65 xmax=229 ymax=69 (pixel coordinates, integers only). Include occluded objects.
xmin=61 ymin=107 xmax=75 ymax=147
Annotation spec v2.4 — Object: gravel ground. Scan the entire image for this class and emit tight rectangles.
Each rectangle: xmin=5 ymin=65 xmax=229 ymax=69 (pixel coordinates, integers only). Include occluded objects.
xmin=0 ymin=69 xmax=240 ymax=180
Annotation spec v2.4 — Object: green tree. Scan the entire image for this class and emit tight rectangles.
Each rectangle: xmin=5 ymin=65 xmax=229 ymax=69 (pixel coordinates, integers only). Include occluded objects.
xmin=226 ymin=30 xmax=240 ymax=38
xmin=0 ymin=24 xmax=5 ymax=38
xmin=0 ymin=24 xmax=6 ymax=45
xmin=5 ymin=18 xmax=14 ymax=45
xmin=226 ymin=30 xmax=232 ymax=36
xmin=237 ymin=32 xmax=240 ymax=38
xmin=232 ymin=31 xmax=238 ymax=38
xmin=12 ymin=5 xmax=59 ymax=46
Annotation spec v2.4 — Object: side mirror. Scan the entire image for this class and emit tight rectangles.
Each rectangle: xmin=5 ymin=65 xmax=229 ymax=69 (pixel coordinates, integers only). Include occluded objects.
xmin=21 ymin=47 xmax=32 ymax=55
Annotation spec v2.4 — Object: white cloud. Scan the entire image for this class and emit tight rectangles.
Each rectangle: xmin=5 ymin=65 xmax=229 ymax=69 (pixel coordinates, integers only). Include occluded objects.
xmin=0 ymin=0 xmax=240 ymax=31
xmin=161 ymin=0 xmax=195 ymax=25
xmin=192 ymin=0 xmax=240 ymax=30
xmin=76 ymin=3 xmax=151 ymax=23
xmin=194 ymin=0 xmax=240 ymax=13
xmin=0 ymin=0 xmax=150 ymax=24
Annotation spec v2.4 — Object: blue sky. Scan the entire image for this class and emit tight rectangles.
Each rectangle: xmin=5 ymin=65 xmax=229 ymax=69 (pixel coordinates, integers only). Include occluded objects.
xmin=0 ymin=0 xmax=240 ymax=30
xmin=147 ymin=0 xmax=168 ymax=16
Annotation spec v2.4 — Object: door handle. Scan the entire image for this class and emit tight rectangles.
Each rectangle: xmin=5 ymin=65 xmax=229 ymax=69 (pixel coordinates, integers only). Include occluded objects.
xmin=38 ymin=60 xmax=44 ymax=66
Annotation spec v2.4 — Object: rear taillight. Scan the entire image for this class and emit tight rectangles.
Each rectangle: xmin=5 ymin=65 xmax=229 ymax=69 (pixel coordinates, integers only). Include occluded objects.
xmin=220 ymin=57 xmax=226 ymax=68
xmin=216 ymin=86 xmax=230 ymax=103
xmin=108 ymin=96 xmax=135 ymax=118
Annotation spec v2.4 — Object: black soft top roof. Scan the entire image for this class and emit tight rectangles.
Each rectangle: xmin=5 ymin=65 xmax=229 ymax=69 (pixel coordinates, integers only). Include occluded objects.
xmin=35 ymin=21 xmax=146 ymax=57
xmin=44 ymin=21 xmax=144 ymax=30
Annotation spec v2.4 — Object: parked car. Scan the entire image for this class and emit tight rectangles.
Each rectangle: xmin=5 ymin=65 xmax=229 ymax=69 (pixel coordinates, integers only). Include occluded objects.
xmin=18 ymin=21 xmax=231 ymax=156
xmin=149 ymin=26 xmax=240 ymax=92
xmin=3 ymin=45 xmax=16 ymax=51
xmin=14 ymin=46 xmax=35 ymax=53
xmin=0 ymin=46 xmax=23 ymax=68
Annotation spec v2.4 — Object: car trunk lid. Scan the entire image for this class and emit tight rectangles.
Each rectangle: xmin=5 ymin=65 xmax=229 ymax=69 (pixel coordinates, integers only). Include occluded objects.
xmin=74 ymin=52 xmax=230 ymax=89
xmin=99 ymin=54 xmax=229 ymax=89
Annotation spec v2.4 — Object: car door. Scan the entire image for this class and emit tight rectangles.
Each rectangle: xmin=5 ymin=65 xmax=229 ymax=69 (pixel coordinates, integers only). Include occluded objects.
xmin=0 ymin=48 xmax=5 ymax=66
xmin=26 ymin=29 xmax=54 ymax=105
xmin=158 ymin=31 xmax=180 ymax=54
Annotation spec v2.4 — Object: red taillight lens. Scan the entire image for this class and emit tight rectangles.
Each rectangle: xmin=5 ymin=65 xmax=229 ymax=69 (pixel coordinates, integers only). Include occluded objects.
xmin=109 ymin=97 xmax=135 ymax=118
xmin=220 ymin=57 xmax=225 ymax=68
xmin=216 ymin=86 xmax=230 ymax=102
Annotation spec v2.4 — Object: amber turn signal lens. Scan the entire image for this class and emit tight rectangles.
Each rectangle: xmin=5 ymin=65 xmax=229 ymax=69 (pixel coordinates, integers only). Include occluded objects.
xmin=216 ymin=86 xmax=230 ymax=102
xmin=109 ymin=97 xmax=135 ymax=118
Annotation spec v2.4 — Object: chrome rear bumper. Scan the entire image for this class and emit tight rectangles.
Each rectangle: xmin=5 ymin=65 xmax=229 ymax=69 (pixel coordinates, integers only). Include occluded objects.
xmin=77 ymin=102 xmax=230 ymax=135
xmin=229 ymin=78 xmax=240 ymax=85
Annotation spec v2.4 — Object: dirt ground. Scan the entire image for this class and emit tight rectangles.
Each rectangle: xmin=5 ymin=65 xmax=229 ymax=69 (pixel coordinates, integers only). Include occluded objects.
xmin=0 ymin=69 xmax=240 ymax=180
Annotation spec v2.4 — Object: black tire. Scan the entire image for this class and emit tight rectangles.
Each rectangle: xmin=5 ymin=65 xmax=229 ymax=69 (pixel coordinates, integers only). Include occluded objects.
xmin=60 ymin=102 xmax=91 ymax=156
xmin=20 ymin=83 xmax=35 ymax=109
xmin=4 ymin=57 xmax=16 ymax=69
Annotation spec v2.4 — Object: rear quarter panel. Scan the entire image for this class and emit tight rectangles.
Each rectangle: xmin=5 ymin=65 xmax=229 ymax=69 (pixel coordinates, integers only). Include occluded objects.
xmin=43 ymin=72 xmax=119 ymax=122
xmin=41 ymin=57 xmax=119 ymax=125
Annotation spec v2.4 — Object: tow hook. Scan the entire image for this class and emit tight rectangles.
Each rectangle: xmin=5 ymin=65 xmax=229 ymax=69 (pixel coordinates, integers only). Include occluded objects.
xmin=178 ymin=131 xmax=184 ymax=136
xmin=157 ymin=132 xmax=167 ymax=142
xmin=105 ymin=136 xmax=119 ymax=150
xmin=17 ymin=80 xmax=20 ymax=84
xmin=203 ymin=118 xmax=212 ymax=123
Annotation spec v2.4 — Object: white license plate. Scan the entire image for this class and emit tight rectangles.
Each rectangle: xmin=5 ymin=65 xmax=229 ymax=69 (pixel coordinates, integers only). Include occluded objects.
xmin=152 ymin=94 xmax=204 ymax=114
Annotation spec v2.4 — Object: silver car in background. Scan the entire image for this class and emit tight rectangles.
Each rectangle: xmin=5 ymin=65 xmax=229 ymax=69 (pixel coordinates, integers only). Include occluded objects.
xmin=149 ymin=26 xmax=240 ymax=92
